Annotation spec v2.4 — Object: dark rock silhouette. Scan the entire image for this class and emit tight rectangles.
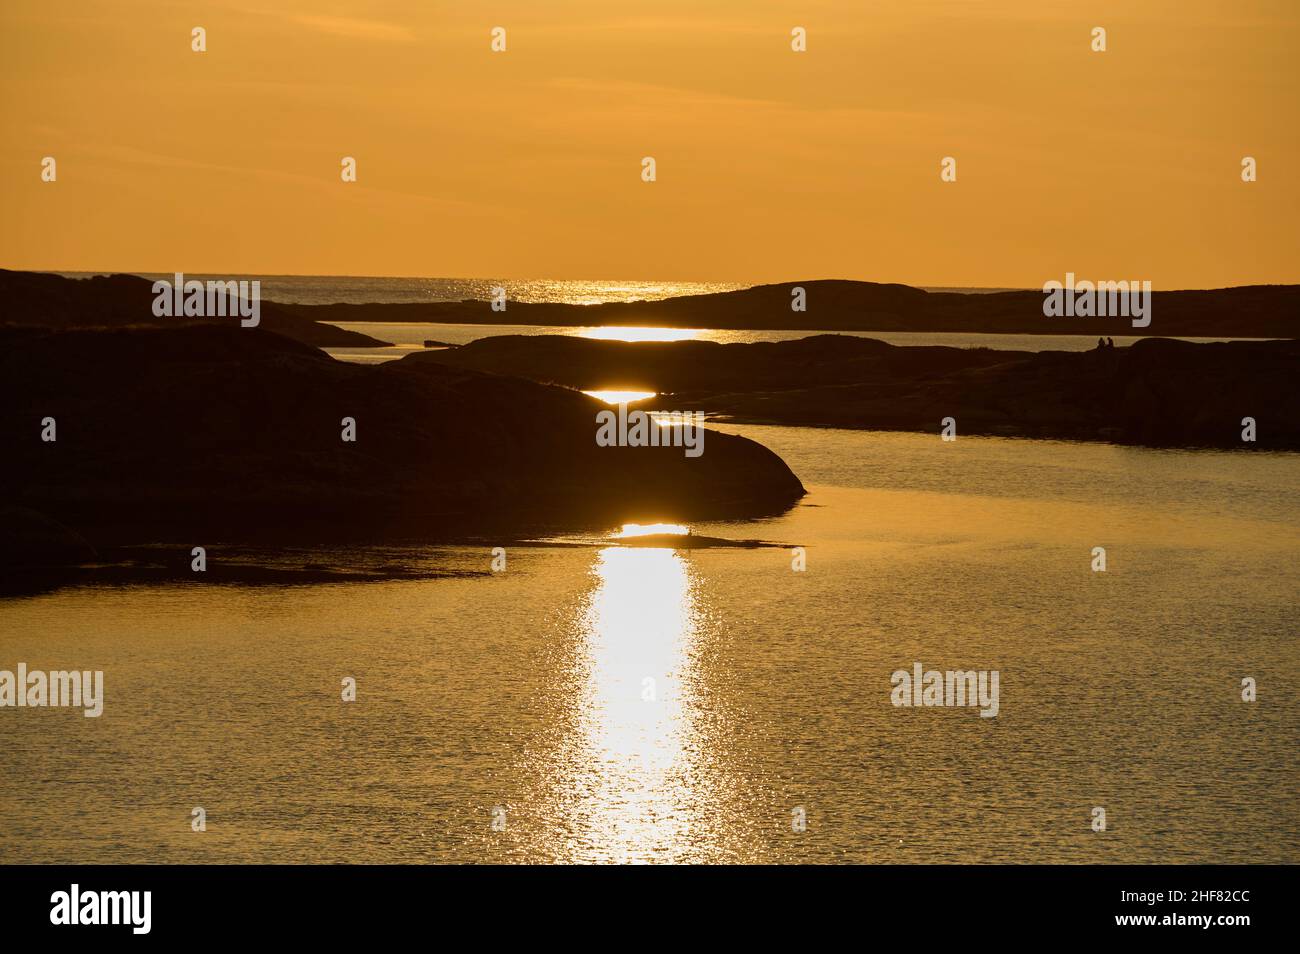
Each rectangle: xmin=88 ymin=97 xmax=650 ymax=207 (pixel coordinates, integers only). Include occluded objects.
xmin=409 ymin=334 xmax=1300 ymax=449
xmin=276 ymin=279 xmax=1300 ymax=339
xmin=0 ymin=269 xmax=389 ymax=349
xmin=0 ymin=324 xmax=805 ymax=562
xmin=0 ymin=507 xmax=96 ymax=567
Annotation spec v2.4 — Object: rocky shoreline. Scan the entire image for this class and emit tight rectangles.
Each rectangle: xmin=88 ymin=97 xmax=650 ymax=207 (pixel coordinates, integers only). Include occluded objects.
xmin=0 ymin=323 xmax=806 ymax=570
xmin=409 ymin=333 xmax=1300 ymax=449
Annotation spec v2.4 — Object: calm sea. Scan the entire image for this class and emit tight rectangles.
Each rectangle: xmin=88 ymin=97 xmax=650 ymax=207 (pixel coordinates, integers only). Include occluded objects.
xmin=111 ymin=274 xmax=1022 ymax=307
xmin=2 ymin=428 xmax=1295 ymax=863
xmin=104 ymin=274 xmax=755 ymax=306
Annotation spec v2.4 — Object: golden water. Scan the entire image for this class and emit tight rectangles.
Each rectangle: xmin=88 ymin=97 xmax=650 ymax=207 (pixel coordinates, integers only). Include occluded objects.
xmin=1 ymin=428 xmax=1296 ymax=863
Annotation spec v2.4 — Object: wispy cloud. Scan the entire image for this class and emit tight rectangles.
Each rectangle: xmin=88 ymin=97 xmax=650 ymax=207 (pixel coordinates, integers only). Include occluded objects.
xmin=287 ymin=14 xmax=415 ymax=43
xmin=227 ymin=6 xmax=417 ymax=44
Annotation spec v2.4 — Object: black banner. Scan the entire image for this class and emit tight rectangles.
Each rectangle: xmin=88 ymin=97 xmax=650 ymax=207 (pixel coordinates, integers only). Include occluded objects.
xmin=0 ymin=865 xmax=1276 ymax=941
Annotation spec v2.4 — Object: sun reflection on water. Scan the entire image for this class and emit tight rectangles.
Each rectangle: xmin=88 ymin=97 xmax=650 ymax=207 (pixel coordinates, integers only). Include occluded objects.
xmin=574 ymin=326 xmax=704 ymax=343
xmin=582 ymin=389 xmax=657 ymax=405
xmin=554 ymin=543 xmax=712 ymax=862
xmin=616 ymin=522 xmax=689 ymax=538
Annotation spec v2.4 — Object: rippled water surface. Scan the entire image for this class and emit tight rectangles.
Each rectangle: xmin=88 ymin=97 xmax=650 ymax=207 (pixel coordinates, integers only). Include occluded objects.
xmin=1 ymin=429 xmax=1296 ymax=863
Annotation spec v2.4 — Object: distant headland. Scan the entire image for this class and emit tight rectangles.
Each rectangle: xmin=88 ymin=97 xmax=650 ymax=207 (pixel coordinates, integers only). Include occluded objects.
xmin=269 ymin=279 xmax=1300 ymax=339
xmin=4 ymin=271 xmax=1296 ymax=340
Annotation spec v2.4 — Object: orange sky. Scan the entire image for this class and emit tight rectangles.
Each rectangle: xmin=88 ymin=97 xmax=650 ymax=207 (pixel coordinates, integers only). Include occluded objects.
xmin=1 ymin=0 xmax=1296 ymax=287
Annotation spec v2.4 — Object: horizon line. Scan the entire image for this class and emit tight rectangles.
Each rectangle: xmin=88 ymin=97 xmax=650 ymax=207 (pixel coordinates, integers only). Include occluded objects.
xmin=11 ymin=268 xmax=1300 ymax=295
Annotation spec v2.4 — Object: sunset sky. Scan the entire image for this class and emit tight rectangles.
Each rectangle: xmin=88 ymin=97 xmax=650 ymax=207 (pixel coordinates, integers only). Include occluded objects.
xmin=1 ymin=0 xmax=1296 ymax=287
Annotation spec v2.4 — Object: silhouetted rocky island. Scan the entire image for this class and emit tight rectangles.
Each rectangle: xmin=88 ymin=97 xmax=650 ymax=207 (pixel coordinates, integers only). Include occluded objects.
xmin=4 ymin=269 xmax=1295 ymax=577
xmin=408 ymin=333 xmax=1300 ymax=449
xmin=0 ymin=269 xmax=389 ymax=349
xmin=0 ymin=324 xmax=805 ymax=570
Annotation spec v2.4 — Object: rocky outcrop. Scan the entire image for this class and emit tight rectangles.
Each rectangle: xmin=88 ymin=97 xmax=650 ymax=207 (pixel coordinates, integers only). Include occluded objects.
xmin=0 ymin=507 xmax=97 ymax=569
xmin=0 ymin=325 xmax=805 ymax=553
xmin=0 ymin=269 xmax=389 ymax=348
xmin=410 ymin=333 xmax=1300 ymax=449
